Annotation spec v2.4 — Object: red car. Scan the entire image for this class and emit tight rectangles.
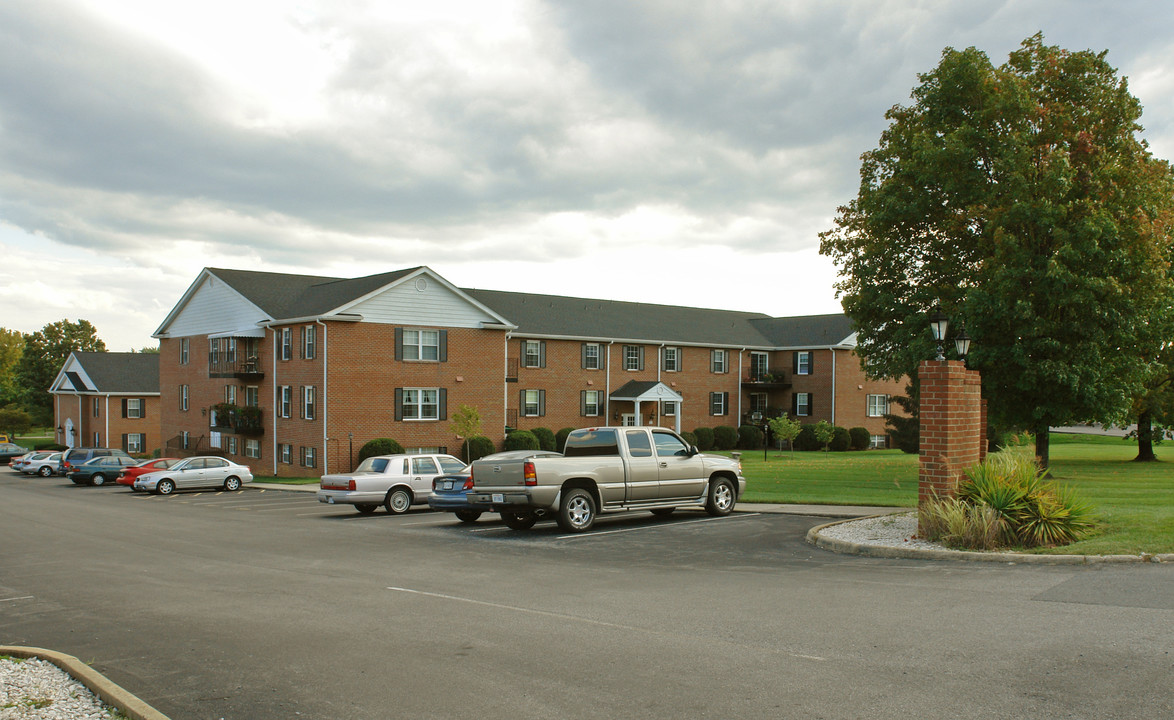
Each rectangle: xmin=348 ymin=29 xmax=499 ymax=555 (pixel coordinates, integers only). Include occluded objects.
xmin=118 ymin=458 xmax=183 ymax=489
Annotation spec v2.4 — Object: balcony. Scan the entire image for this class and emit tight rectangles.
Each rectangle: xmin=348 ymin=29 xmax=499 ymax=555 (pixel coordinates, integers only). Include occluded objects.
xmin=743 ymin=371 xmax=790 ymax=389
xmin=209 ymin=404 xmax=264 ymax=436
xmin=209 ymin=356 xmax=264 ymax=380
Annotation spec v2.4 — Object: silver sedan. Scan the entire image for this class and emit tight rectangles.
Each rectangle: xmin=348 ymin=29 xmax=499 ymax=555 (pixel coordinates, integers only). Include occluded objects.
xmin=134 ymin=456 xmax=253 ymax=495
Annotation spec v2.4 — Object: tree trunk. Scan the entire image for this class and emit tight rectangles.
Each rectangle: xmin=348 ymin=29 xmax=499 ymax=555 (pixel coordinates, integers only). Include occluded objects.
xmin=1134 ymin=409 xmax=1157 ymax=462
xmin=1034 ymin=423 xmax=1050 ymax=470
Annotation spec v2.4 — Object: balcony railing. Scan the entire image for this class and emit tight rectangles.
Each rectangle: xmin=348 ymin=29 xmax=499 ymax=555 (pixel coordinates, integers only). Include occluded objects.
xmin=209 ymin=356 xmax=264 ymax=379
xmin=743 ymin=371 xmax=789 ymax=388
xmin=208 ymin=404 xmax=264 ymax=436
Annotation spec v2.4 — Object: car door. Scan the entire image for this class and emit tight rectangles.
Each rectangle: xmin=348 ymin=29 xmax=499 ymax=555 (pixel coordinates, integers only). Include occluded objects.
xmin=202 ymin=458 xmax=230 ymax=488
xmin=622 ymin=430 xmax=660 ymax=502
xmin=410 ymin=457 xmax=439 ymax=498
xmin=177 ymin=458 xmax=205 ymax=489
xmin=652 ymin=430 xmax=708 ymax=499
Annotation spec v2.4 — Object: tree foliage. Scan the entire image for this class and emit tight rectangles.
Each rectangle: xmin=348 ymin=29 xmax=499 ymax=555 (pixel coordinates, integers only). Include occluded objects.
xmin=448 ymin=404 xmax=482 ymax=461
xmin=0 ymin=328 xmax=24 ymax=409
xmin=14 ymin=320 xmax=106 ymax=424
xmin=819 ymin=34 xmax=1174 ymax=466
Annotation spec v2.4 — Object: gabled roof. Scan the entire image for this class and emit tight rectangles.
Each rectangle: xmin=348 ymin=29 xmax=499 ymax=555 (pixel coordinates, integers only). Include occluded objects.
xmin=206 ymin=267 xmax=421 ymax=319
xmin=749 ymin=314 xmax=856 ymax=348
xmin=52 ymin=352 xmax=159 ymax=394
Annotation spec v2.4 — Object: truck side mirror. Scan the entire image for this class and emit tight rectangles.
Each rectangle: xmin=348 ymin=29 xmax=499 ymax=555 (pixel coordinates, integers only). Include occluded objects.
xmin=688 ymin=445 xmax=700 ymax=456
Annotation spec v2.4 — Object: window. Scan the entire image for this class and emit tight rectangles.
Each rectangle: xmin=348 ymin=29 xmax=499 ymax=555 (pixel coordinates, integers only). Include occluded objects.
xmin=870 ymin=435 xmax=887 ymax=449
xmin=93 ymin=431 xmax=101 ymax=446
xmin=867 ymin=394 xmax=890 ymax=417
xmin=794 ymin=351 xmax=812 ymax=375
xmin=227 ymin=436 xmax=238 ymax=455
xmin=279 ymin=386 xmax=292 ymax=418
xmin=302 ymin=325 xmax=316 ymax=360
xmin=300 ymin=446 xmax=317 ymax=468
xmin=523 ymin=340 xmax=545 ymax=368
xmin=582 ymin=343 xmax=601 ymax=370
xmin=180 ymin=385 xmax=189 ymax=411
xmin=225 ymin=385 xmax=237 ymax=404
xmin=623 ymin=345 xmax=644 ymax=371
xmin=179 ymin=338 xmax=189 ymax=365
xmin=245 ymin=386 xmax=259 ymax=407
xmin=661 ymin=400 xmax=677 ymax=417
xmin=663 ymin=347 xmax=680 ymax=372
xmin=93 ymin=397 xmax=100 ymax=417
xmin=523 ymin=389 xmax=545 ymax=417
xmin=711 ymin=349 xmax=727 ymax=374
xmin=750 ymin=352 xmax=769 ymax=380
xmin=181 ymin=431 xmax=190 ymax=449
xmin=625 ymin=430 xmax=653 ymax=457
xmin=226 ymin=338 xmax=237 ymax=362
xmin=653 ymin=430 xmax=690 ymax=457
xmin=401 ymin=388 xmax=440 ymax=420
xmin=402 ymin=329 xmax=441 ymax=361
xmin=125 ymin=433 xmax=144 ymax=453
xmin=124 ymin=398 xmax=143 ymax=419
xmin=710 ymin=392 xmax=728 ymax=416
xmin=750 ymin=393 xmax=768 ymax=415
xmin=210 ymin=338 xmax=220 ymax=366
xmin=245 ymin=438 xmax=261 ymax=459
xmin=794 ymin=392 xmax=812 ymax=417
xmin=303 ymin=386 xmax=316 ymax=420
xmin=280 ymin=444 xmax=292 ymax=464
xmin=280 ymin=328 xmax=292 ymax=361
xmin=581 ymin=390 xmax=601 ymax=417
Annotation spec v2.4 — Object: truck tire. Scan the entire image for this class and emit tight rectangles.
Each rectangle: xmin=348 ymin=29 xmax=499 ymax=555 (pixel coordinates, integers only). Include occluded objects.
xmin=500 ymin=510 xmax=537 ymax=530
xmin=705 ymin=477 xmax=735 ymax=516
xmin=557 ymin=488 xmax=596 ymax=532
xmin=454 ymin=509 xmax=482 ymax=523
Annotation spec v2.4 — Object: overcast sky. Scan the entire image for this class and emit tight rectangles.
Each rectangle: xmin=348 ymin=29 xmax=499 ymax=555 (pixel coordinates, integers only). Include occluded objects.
xmin=3 ymin=0 xmax=1173 ymax=351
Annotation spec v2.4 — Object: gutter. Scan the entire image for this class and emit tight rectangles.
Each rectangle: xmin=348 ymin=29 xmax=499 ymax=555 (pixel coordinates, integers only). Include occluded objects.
xmin=318 ymin=320 xmax=328 ymax=476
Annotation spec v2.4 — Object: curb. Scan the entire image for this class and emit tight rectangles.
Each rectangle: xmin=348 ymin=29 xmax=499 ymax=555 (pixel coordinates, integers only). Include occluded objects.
xmin=806 ymin=516 xmax=1174 ymax=565
xmin=0 ymin=646 xmax=171 ymax=720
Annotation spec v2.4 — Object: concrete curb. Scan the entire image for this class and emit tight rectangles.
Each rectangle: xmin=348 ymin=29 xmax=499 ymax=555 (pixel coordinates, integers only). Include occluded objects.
xmin=806 ymin=516 xmax=1174 ymax=565
xmin=0 ymin=645 xmax=171 ymax=720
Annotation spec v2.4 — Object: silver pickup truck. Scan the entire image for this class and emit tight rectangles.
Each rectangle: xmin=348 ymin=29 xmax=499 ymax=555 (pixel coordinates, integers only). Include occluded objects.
xmin=467 ymin=426 xmax=745 ymax=532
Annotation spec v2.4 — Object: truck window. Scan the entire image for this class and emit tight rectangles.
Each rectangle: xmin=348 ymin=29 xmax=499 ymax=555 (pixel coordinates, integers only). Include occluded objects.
xmin=625 ymin=430 xmax=653 ymax=458
xmin=652 ymin=431 xmax=691 ymax=457
xmin=563 ymin=429 xmax=620 ymax=457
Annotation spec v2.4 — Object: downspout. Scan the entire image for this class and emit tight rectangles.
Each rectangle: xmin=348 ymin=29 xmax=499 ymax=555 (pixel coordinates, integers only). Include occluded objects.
xmin=504 ymin=332 xmax=511 ymax=437
xmin=831 ymin=349 xmax=837 ymax=425
xmin=104 ymin=396 xmax=110 ymax=449
xmin=272 ymin=328 xmax=278 ymax=477
xmin=737 ymin=349 xmax=745 ymax=425
xmin=318 ymin=320 xmax=328 ymax=476
xmin=605 ymin=341 xmax=614 ymax=425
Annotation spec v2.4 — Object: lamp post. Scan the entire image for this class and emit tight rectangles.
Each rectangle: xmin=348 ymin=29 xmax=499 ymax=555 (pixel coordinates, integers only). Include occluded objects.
xmin=928 ymin=307 xmax=949 ymax=361
xmin=954 ymin=325 xmax=972 ymax=366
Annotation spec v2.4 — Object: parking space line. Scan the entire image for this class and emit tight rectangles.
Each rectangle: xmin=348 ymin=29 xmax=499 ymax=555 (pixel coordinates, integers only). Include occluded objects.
xmin=386 ymin=586 xmax=634 ymax=630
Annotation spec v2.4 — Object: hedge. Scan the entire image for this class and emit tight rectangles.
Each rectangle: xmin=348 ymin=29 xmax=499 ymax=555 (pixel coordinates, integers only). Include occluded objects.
xmin=357 ymin=437 xmax=405 ymax=462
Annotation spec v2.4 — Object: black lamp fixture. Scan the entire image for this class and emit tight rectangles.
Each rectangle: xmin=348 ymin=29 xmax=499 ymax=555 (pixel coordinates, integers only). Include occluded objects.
xmin=928 ymin=307 xmax=950 ymax=361
xmin=954 ymin=325 xmax=972 ymax=363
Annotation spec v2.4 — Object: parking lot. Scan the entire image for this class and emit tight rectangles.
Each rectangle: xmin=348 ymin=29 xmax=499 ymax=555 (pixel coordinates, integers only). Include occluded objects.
xmin=2 ymin=468 xmax=1173 ymax=720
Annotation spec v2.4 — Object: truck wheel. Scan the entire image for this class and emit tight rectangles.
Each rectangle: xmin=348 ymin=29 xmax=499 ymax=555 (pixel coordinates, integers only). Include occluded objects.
xmin=500 ymin=511 xmax=537 ymax=530
xmin=557 ymin=488 xmax=596 ymax=532
xmin=355 ymin=504 xmax=378 ymax=514
xmin=454 ymin=509 xmax=482 ymax=523
xmin=385 ymin=488 xmax=412 ymax=514
xmin=705 ymin=477 xmax=735 ymax=516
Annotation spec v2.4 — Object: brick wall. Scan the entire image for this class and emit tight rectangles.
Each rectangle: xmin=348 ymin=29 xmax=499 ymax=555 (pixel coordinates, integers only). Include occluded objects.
xmin=918 ymin=360 xmax=984 ymax=515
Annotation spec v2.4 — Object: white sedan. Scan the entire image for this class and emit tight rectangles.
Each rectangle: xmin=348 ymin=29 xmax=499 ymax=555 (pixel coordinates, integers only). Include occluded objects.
xmin=134 ymin=456 xmax=253 ymax=495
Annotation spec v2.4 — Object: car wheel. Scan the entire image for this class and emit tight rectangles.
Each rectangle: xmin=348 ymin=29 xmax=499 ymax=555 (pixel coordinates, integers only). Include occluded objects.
xmin=355 ymin=504 xmax=379 ymax=514
xmin=38 ymin=466 xmax=52 ymax=477
xmin=224 ymin=476 xmax=242 ymax=491
xmin=157 ymin=479 xmax=175 ymax=496
xmin=90 ymin=474 xmax=106 ymax=486
xmin=705 ymin=477 xmax=736 ymax=516
xmin=454 ymin=509 xmax=482 ymax=523
xmin=650 ymin=507 xmax=676 ymax=517
xmin=557 ymin=488 xmax=596 ymax=532
xmin=385 ymin=488 xmax=412 ymax=514
xmin=500 ymin=510 xmax=537 ymax=530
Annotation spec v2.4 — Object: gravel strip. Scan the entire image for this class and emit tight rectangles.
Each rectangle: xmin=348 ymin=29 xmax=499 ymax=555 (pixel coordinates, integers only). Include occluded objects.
xmin=0 ymin=656 xmax=120 ymax=720
xmin=815 ymin=511 xmax=946 ymax=550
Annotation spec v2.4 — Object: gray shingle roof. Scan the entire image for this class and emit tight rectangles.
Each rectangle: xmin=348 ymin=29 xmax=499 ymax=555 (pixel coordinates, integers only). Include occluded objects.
xmin=207 ymin=267 xmax=421 ymax=319
xmin=72 ymin=352 xmax=159 ymax=393
xmin=749 ymin=314 xmax=856 ymax=347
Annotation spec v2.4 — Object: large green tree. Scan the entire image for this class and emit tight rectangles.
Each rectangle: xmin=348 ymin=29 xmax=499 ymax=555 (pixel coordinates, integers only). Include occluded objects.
xmin=0 ymin=328 xmax=24 ymax=408
xmin=14 ymin=319 xmax=107 ymax=424
xmin=819 ymin=34 xmax=1174 ymax=467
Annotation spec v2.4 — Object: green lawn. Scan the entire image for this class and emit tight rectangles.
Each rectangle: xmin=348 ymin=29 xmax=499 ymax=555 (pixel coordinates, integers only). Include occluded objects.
xmin=734 ymin=434 xmax=1174 ymax=555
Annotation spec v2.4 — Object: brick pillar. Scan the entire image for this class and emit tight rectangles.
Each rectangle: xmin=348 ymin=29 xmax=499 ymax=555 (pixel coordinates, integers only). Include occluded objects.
xmin=918 ymin=360 xmax=984 ymax=518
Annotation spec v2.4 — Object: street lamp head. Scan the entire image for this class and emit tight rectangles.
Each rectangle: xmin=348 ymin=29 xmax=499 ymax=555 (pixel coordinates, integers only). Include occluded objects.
xmin=954 ymin=325 xmax=972 ymax=360
xmin=928 ymin=307 xmax=950 ymax=342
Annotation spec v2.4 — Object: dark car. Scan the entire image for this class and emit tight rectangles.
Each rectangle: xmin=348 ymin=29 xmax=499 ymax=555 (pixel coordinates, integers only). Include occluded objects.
xmin=59 ymin=447 xmax=134 ymax=476
xmin=0 ymin=442 xmax=31 ymax=466
xmin=67 ymin=455 xmax=140 ymax=486
xmin=428 ymin=449 xmax=561 ymax=523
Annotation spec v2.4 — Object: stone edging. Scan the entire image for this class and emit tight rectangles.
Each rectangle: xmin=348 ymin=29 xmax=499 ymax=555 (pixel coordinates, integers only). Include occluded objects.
xmin=806 ymin=517 xmax=1174 ymax=565
xmin=0 ymin=645 xmax=171 ymax=720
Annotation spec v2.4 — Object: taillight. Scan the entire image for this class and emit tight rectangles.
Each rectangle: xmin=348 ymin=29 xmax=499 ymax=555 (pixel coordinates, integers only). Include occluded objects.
xmin=348 ymin=479 xmax=356 ymax=491
xmin=523 ymin=460 xmax=537 ymax=486
xmin=462 ymin=478 xmax=474 ymax=491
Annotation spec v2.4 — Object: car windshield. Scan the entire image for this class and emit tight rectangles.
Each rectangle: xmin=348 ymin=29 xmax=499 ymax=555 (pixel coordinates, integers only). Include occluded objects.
xmin=354 ymin=457 xmax=390 ymax=474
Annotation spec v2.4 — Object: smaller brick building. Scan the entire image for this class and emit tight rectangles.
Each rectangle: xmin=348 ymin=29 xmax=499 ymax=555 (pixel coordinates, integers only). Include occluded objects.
xmin=50 ymin=352 xmax=161 ymax=455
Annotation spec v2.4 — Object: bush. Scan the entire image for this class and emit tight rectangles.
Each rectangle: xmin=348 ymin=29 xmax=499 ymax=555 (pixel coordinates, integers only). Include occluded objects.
xmin=713 ymin=426 xmax=738 ymax=451
xmin=794 ymin=424 xmax=822 ymax=451
xmin=693 ymin=427 xmax=715 ymax=451
xmin=464 ymin=436 xmax=496 ymax=463
xmin=357 ymin=438 xmax=405 ymax=462
xmin=531 ymin=427 xmax=557 ymax=452
xmin=849 ymin=427 xmax=871 ymax=451
xmin=555 ymin=428 xmax=575 ymax=452
xmin=830 ymin=426 xmax=851 ymax=452
xmin=504 ymin=430 xmax=540 ymax=451
xmin=680 ymin=431 xmax=698 ymax=447
xmin=737 ymin=424 xmax=764 ymax=450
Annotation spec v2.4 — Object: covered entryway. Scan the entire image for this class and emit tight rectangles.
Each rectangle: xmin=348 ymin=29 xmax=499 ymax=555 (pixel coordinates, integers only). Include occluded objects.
xmin=609 ymin=381 xmax=684 ymax=433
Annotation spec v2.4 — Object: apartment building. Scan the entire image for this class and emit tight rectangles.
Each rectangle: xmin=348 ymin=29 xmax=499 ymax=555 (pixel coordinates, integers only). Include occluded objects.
xmin=50 ymin=351 xmax=161 ymax=454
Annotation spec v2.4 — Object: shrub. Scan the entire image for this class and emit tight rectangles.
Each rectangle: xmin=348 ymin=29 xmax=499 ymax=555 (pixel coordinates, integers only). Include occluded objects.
xmin=918 ymin=496 xmax=1004 ymax=551
xmin=794 ymin=424 xmax=822 ymax=451
xmin=531 ymin=427 xmax=557 ymax=452
xmin=555 ymin=428 xmax=575 ymax=452
xmin=464 ymin=436 xmax=496 ymax=463
xmin=713 ymin=426 xmax=739 ymax=451
xmin=680 ymin=431 xmax=699 ymax=447
xmin=357 ymin=438 xmax=405 ymax=462
xmin=829 ymin=426 xmax=851 ymax=452
xmin=693 ymin=427 xmax=715 ymax=451
xmin=848 ymin=427 xmax=871 ymax=451
xmin=737 ymin=424 xmax=764 ymax=450
xmin=504 ymin=430 xmax=540 ymax=451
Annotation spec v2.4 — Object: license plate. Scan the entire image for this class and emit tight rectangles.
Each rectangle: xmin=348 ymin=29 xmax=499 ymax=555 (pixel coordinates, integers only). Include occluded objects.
xmin=492 ymin=493 xmax=504 ymax=503
xmin=442 ymin=481 xmax=453 ymax=490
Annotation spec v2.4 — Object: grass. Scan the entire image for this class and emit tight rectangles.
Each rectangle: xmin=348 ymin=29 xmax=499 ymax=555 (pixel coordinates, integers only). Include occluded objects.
xmin=733 ymin=434 xmax=1174 ymax=555
xmin=255 ymin=476 xmax=320 ymax=485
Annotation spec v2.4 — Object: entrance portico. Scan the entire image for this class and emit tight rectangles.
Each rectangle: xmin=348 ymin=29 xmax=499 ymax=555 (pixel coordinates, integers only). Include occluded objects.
xmin=609 ymin=381 xmax=684 ymax=433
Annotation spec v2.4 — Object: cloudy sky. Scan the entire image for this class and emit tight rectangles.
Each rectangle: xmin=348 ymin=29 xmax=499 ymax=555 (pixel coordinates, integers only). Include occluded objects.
xmin=3 ymin=0 xmax=1173 ymax=351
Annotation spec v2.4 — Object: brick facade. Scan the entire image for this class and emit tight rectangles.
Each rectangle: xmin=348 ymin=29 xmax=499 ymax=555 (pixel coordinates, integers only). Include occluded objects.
xmin=917 ymin=360 xmax=986 ymax=517
xmin=53 ymin=393 xmax=160 ymax=455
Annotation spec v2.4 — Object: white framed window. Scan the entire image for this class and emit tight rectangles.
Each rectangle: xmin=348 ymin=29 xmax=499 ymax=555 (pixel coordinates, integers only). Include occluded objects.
xmin=795 ymin=351 xmax=812 ymax=375
xmin=245 ymin=386 xmax=259 ymax=407
xmin=870 ymin=435 xmax=887 ymax=449
xmin=279 ymin=386 xmax=292 ymax=418
xmin=301 ymin=446 xmax=317 ymax=468
xmin=794 ymin=392 xmax=812 ymax=417
xmin=867 ymin=394 xmax=890 ymax=417
xmin=126 ymin=398 xmax=143 ymax=419
xmin=227 ymin=436 xmax=238 ymax=455
xmin=624 ymin=345 xmax=643 ymax=371
xmin=582 ymin=390 xmax=601 ymax=417
xmin=179 ymin=338 xmax=189 ymax=365
xmin=303 ymin=325 xmax=316 ymax=360
xmin=661 ymin=401 xmax=677 ymax=417
xmin=403 ymin=329 xmax=440 ymax=361
xmin=280 ymin=444 xmax=292 ymax=464
xmin=225 ymin=385 xmax=237 ymax=404
xmin=750 ymin=352 xmax=769 ymax=380
xmin=523 ymin=340 xmax=543 ymax=368
xmin=523 ymin=389 xmax=542 ymax=417
xmin=663 ymin=347 xmax=680 ymax=372
xmin=181 ymin=431 xmax=190 ymax=449
xmin=126 ymin=433 xmax=144 ymax=453
xmin=402 ymin=388 xmax=440 ymax=420
xmin=582 ymin=343 xmax=601 ymax=370
xmin=93 ymin=431 xmax=101 ymax=446
xmin=303 ymin=386 xmax=316 ymax=420
xmin=750 ymin=393 xmax=768 ymax=415
xmin=226 ymin=337 xmax=237 ymax=363
xmin=710 ymin=392 xmax=728 ymax=416
xmin=93 ymin=397 xmax=100 ymax=417
xmin=245 ymin=438 xmax=261 ymax=459
xmin=711 ymin=349 xmax=727 ymax=374
xmin=180 ymin=385 xmax=189 ymax=411
xmin=280 ymin=328 xmax=292 ymax=361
